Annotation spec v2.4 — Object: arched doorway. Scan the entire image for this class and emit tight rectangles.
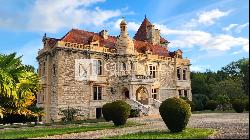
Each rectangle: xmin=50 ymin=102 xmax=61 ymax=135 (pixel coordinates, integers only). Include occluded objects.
xmin=122 ymin=87 xmax=130 ymax=99
xmin=136 ymin=86 xmax=149 ymax=105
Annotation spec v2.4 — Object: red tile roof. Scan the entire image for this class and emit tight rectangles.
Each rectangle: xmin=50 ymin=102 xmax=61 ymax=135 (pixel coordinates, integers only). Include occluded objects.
xmin=134 ymin=17 xmax=168 ymax=44
xmin=46 ymin=17 xmax=174 ymax=57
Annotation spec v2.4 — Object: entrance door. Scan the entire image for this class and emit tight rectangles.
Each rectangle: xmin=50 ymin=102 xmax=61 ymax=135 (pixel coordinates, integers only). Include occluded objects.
xmin=96 ymin=108 xmax=102 ymax=119
xmin=136 ymin=86 xmax=149 ymax=105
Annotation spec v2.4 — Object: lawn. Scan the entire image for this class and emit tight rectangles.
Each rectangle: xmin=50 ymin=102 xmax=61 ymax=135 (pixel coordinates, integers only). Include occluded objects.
xmin=104 ymin=128 xmax=216 ymax=139
xmin=0 ymin=121 xmax=140 ymax=139
xmin=191 ymin=110 xmax=250 ymax=114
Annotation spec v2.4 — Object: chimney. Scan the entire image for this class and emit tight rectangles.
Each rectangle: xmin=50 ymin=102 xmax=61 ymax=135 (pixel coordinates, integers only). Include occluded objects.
xmin=100 ymin=30 xmax=108 ymax=39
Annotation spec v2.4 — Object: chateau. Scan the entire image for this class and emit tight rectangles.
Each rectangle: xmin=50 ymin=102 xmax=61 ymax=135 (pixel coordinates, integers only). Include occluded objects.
xmin=37 ymin=17 xmax=192 ymax=122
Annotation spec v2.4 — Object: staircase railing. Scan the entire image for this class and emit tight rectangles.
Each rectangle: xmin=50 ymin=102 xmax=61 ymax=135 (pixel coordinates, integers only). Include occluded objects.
xmin=152 ymin=99 xmax=162 ymax=108
xmin=125 ymin=99 xmax=150 ymax=115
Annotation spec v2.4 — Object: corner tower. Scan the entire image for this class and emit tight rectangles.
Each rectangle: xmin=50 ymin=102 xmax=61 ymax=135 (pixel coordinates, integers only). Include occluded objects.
xmin=115 ymin=18 xmax=135 ymax=55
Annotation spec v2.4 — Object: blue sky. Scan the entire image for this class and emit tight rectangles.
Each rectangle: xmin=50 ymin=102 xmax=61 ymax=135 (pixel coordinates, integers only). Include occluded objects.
xmin=0 ymin=0 xmax=249 ymax=72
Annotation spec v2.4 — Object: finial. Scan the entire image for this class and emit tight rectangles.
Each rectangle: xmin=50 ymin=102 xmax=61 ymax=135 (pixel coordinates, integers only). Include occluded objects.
xmin=145 ymin=14 xmax=147 ymax=19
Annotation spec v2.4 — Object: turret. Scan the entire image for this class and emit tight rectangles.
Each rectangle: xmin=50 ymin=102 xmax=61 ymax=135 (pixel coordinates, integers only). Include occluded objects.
xmin=115 ymin=18 xmax=135 ymax=55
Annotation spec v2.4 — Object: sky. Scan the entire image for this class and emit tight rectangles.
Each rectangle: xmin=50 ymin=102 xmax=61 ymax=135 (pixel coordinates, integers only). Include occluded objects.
xmin=0 ymin=0 xmax=249 ymax=72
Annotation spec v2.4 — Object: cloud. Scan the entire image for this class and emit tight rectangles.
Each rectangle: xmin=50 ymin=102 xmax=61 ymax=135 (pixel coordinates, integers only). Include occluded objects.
xmin=222 ymin=24 xmax=238 ymax=31
xmin=223 ymin=23 xmax=249 ymax=33
xmin=155 ymin=24 xmax=249 ymax=53
xmin=190 ymin=65 xmax=211 ymax=72
xmin=0 ymin=0 xmax=123 ymax=33
xmin=185 ymin=9 xmax=231 ymax=28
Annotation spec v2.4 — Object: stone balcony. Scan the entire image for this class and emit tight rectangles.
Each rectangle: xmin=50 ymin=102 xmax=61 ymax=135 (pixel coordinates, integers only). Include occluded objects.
xmin=119 ymin=74 xmax=155 ymax=83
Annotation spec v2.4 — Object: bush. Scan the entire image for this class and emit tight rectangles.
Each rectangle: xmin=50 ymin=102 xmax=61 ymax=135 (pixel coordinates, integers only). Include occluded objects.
xmin=232 ymin=99 xmax=245 ymax=113
xmin=192 ymin=94 xmax=209 ymax=111
xmin=206 ymin=100 xmax=218 ymax=111
xmin=107 ymin=100 xmax=131 ymax=126
xmin=245 ymin=100 xmax=249 ymax=111
xmin=129 ymin=109 xmax=140 ymax=118
xmin=59 ymin=106 xmax=80 ymax=123
xmin=216 ymin=94 xmax=231 ymax=111
xmin=102 ymin=103 xmax=112 ymax=121
xmin=159 ymin=97 xmax=191 ymax=133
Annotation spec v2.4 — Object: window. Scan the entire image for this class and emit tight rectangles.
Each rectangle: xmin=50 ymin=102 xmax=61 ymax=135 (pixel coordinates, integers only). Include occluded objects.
xmin=53 ymin=64 xmax=56 ymax=76
xmin=178 ymin=90 xmax=182 ymax=97
xmin=122 ymin=62 xmax=126 ymax=71
xmin=97 ymin=60 xmax=103 ymax=75
xmin=96 ymin=108 xmax=102 ymax=119
xmin=184 ymin=90 xmax=188 ymax=98
xmin=130 ymin=61 xmax=133 ymax=70
xmin=149 ymin=65 xmax=157 ymax=78
xmin=93 ymin=86 xmax=102 ymax=100
xmin=177 ymin=68 xmax=181 ymax=80
xmin=152 ymin=94 xmax=157 ymax=99
xmin=42 ymin=62 xmax=46 ymax=76
xmin=183 ymin=69 xmax=187 ymax=80
xmin=152 ymin=88 xmax=158 ymax=99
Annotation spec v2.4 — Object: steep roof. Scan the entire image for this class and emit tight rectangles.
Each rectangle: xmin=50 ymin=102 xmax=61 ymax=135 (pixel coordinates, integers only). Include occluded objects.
xmin=133 ymin=17 xmax=168 ymax=44
xmin=46 ymin=19 xmax=173 ymax=57
xmin=60 ymin=29 xmax=117 ymax=49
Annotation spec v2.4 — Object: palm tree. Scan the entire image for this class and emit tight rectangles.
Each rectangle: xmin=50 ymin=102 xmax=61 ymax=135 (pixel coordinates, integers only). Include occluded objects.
xmin=0 ymin=53 xmax=40 ymax=118
xmin=0 ymin=53 xmax=24 ymax=97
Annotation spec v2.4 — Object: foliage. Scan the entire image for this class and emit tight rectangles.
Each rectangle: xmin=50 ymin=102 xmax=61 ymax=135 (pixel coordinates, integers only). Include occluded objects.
xmin=185 ymin=100 xmax=195 ymax=112
xmin=59 ymin=106 xmax=80 ymax=123
xmin=108 ymin=100 xmax=131 ymax=126
xmin=191 ymin=58 xmax=249 ymax=105
xmin=105 ymin=128 xmax=215 ymax=139
xmin=216 ymin=94 xmax=231 ymax=111
xmin=159 ymin=97 xmax=191 ymax=133
xmin=102 ymin=103 xmax=112 ymax=121
xmin=232 ymin=99 xmax=245 ymax=113
xmin=245 ymin=100 xmax=249 ymax=111
xmin=0 ymin=53 xmax=40 ymax=119
xmin=129 ymin=109 xmax=140 ymax=118
xmin=192 ymin=94 xmax=209 ymax=111
xmin=212 ymin=79 xmax=246 ymax=102
xmin=205 ymin=100 xmax=218 ymax=111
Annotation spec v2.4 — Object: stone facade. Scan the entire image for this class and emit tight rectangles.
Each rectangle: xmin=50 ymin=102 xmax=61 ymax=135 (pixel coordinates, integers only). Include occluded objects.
xmin=36 ymin=17 xmax=192 ymax=122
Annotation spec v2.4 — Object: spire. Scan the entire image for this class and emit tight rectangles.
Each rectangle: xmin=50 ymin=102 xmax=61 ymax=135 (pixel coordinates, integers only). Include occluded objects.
xmin=145 ymin=14 xmax=147 ymax=19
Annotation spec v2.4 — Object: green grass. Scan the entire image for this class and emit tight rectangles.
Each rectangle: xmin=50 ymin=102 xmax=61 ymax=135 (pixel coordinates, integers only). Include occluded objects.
xmin=104 ymin=128 xmax=216 ymax=139
xmin=0 ymin=121 xmax=140 ymax=139
xmin=192 ymin=110 xmax=237 ymax=114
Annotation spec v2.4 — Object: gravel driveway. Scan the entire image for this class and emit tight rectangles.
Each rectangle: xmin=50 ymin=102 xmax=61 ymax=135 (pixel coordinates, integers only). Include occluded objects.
xmin=35 ymin=113 xmax=249 ymax=139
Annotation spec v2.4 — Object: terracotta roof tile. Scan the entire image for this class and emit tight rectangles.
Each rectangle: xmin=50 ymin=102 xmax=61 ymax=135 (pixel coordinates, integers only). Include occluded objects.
xmin=47 ymin=27 xmax=172 ymax=57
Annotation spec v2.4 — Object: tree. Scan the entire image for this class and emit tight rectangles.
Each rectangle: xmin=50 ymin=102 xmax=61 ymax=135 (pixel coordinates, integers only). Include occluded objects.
xmin=212 ymin=79 xmax=247 ymax=102
xmin=0 ymin=53 xmax=40 ymax=118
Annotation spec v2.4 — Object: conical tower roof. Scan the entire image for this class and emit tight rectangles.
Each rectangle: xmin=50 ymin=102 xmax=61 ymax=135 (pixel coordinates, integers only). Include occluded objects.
xmin=133 ymin=17 xmax=152 ymax=41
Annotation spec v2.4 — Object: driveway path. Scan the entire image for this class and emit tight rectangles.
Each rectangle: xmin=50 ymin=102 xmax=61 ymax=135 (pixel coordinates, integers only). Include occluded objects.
xmin=34 ymin=113 xmax=249 ymax=139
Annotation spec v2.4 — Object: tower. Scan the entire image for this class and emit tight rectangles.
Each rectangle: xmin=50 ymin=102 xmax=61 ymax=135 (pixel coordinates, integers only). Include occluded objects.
xmin=115 ymin=18 xmax=135 ymax=55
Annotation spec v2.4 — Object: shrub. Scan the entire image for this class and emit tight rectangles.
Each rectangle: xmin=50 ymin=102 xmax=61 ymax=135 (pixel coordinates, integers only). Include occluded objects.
xmin=183 ymin=99 xmax=195 ymax=112
xmin=245 ymin=100 xmax=249 ymax=111
xmin=109 ymin=100 xmax=131 ymax=126
xmin=159 ymin=97 xmax=191 ymax=133
xmin=129 ymin=109 xmax=140 ymax=118
xmin=192 ymin=94 xmax=209 ymax=111
xmin=216 ymin=94 xmax=231 ymax=111
xmin=59 ymin=106 xmax=80 ymax=123
xmin=102 ymin=103 xmax=112 ymax=121
xmin=206 ymin=100 xmax=218 ymax=111
xmin=232 ymin=99 xmax=245 ymax=113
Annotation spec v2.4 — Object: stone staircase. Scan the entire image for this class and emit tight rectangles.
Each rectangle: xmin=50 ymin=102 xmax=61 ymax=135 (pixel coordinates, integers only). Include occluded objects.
xmin=125 ymin=99 xmax=162 ymax=116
